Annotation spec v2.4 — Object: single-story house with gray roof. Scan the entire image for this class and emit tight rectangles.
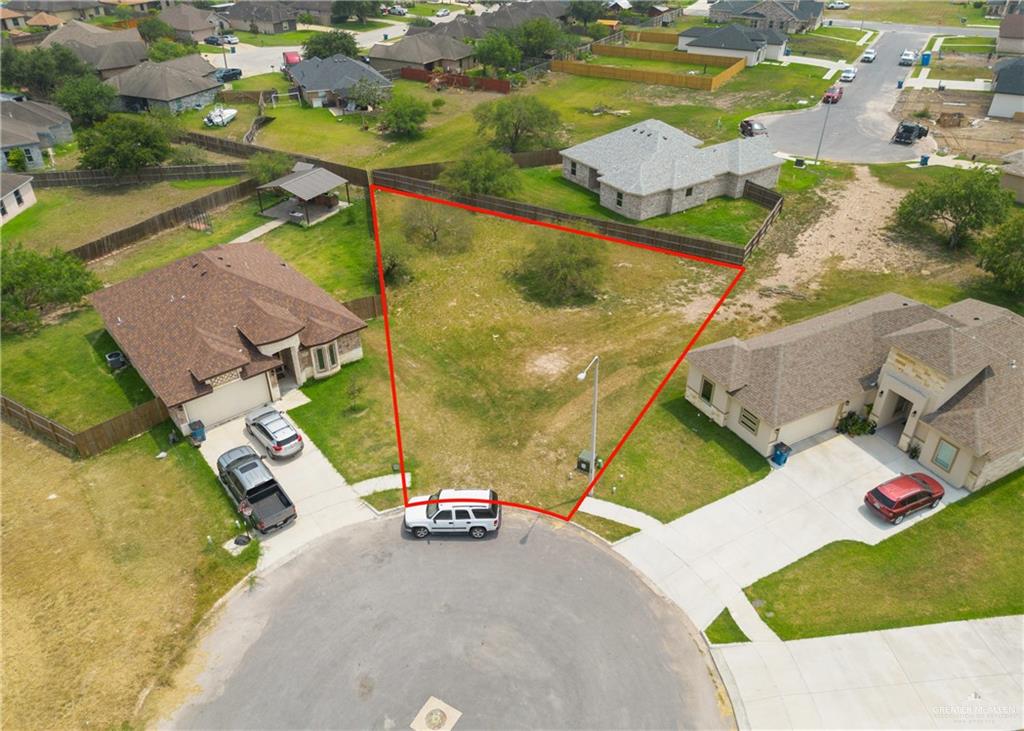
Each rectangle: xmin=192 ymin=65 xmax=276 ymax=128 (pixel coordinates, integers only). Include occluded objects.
xmin=678 ymin=23 xmax=788 ymax=64
xmin=1 ymin=173 xmax=36 ymax=225
xmin=685 ymin=293 xmax=1024 ymax=491
xmin=368 ymin=34 xmax=475 ymax=74
xmin=0 ymin=99 xmax=73 ymax=171
xmin=709 ymin=0 xmax=823 ymax=33
xmin=40 ymin=19 xmax=148 ymax=78
xmin=286 ymin=54 xmax=392 ymax=108
xmin=560 ymin=118 xmax=783 ymax=221
xmin=106 ymin=58 xmax=221 ymax=113
xmin=159 ymin=3 xmax=219 ymax=43
xmin=989 ymin=57 xmax=1024 ymax=119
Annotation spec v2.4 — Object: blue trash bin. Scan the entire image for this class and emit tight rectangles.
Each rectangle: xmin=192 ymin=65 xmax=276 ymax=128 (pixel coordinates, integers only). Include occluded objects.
xmin=920 ymin=154 xmax=930 ymax=166
xmin=189 ymin=420 xmax=206 ymax=443
xmin=771 ymin=442 xmax=792 ymax=467
xmin=897 ymin=79 xmax=904 ymax=89
xmin=784 ymin=47 xmax=792 ymax=56
xmin=230 ymin=45 xmax=236 ymax=54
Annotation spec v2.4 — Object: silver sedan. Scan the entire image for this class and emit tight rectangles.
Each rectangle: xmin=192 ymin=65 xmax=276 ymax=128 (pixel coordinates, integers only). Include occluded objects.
xmin=244 ymin=406 xmax=304 ymax=459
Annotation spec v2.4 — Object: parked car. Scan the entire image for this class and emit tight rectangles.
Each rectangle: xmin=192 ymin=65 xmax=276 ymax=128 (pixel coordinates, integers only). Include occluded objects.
xmin=891 ymin=120 xmax=929 ymax=144
xmin=739 ymin=119 xmax=767 ymax=137
xmin=388 ymin=5 xmax=408 ymax=15
xmin=404 ymin=489 xmax=501 ymax=539
xmin=217 ymin=446 xmax=297 ymax=533
xmin=827 ymin=1 xmax=850 ymax=8
xmin=435 ymin=7 xmax=450 ymax=16
xmin=245 ymin=405 xmax=304 ymax=459
xmin=861 ymin=48 xmax=877 ymax=62
xmin=899 ymin=49 xmax=917 ymax=66
xmin=822 ymin=85 xmax=843 ymax=103
xmin=839 ymin=67 xmax=858 ymax=82
xmin=864 ymin=473 xmax=943 ymax=525
xmin=204 ymin=35 xmax=223 ymax=45
xmin=214 ymin=67 xmax=243 ymax=82
xmin=220 ymin=34 xmax=239 ymax=44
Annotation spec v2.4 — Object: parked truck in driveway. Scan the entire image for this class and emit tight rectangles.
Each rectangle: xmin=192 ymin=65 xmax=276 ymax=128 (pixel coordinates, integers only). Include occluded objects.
xmin=216 ymin=446 xmax=297 ymax=533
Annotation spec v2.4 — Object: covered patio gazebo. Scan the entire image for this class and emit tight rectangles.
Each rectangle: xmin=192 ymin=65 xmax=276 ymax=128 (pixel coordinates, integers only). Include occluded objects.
xmin=257 ymin=162 xmax=351 ymax=227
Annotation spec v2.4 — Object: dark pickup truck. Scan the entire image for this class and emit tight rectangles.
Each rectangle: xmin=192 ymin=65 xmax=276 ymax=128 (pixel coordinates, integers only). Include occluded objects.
xmin=216 ymin=446 xmax=297 ymax=534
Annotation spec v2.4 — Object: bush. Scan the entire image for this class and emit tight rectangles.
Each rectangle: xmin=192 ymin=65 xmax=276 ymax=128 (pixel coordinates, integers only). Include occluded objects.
xmin=976 ymin=211 xmax=1024 ymax=296
xmin=78 ymin=115 xmax=171 ymax=173
xmin=409 ymin=16 xmax=433 ymax=27
xmin=835 ymin=411 xmax=875 ymax=436
xmin=147 ymin=39 xmax=193 ymax=62
xmin=587 ymin=22 xmax=611 ymax=40
xmin=380 ymin=93 xmax=429 ymax=138
xmin=401 ymin=200 xmax=473 ymax=254
xmin=1 ymin=246 xmax=101 ymax=335
xmin=245 ymin=151 xmax=293 ymax=183
xmin=5 ymin=148 xmax=28 ymax=173
xmin=895 ymin=168 xmax=1011 ymax=248
xmin=431 ymin=97 xmax=446 ymax=110
xmin=168 ymin=144 xmax=209 ymax=166
xmin=371 ymin=248 xmax=413 ymax=288
xmin=517 ymin=233 xmax=606 ymax=306
xmin=437 ymin=148 xmax=521 ymax=197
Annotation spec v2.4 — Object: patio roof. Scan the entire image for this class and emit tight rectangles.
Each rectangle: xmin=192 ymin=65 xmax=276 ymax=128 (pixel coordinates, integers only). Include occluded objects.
xmin=258 ymin=162 xmax=348 ymax=201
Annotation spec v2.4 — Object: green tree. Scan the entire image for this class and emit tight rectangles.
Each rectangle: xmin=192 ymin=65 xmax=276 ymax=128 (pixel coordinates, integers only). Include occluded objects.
xmin=0 ymin=245 xmax=101 ymax=335
xmin=976 ymin=211 xmax=1024 ymax=295
xmin=517 ymin=234 xmax=606 ymax=306
xmin=1 ymin=45 xmax=90 ymax=97
xmin=569 ymin=1 xmax=603 ymax=23
xmin=297 ymin=11 xmax=317 ymax=24
xmin=348 ymin=77 xmax=388 ymax=127
xmin=78 ymin=115 xmax=171 ymax=173
xmin=587 ymin=21 xmax=612 ymax=40
xmin=474 ymin=31 xmax=522 ymax=75
xmin=54 ymin=75 xmax=116 ymax=127
xmin=332 ymin=0 xmax=378 ymax=23
xmin=509 ymin=17 xmax=564 ymax=58
xmin=438 ymin=148 xmax=521 ymax=197
xmin=147 ymin=38 xmax=193 ymax=62
xmin=5 ymin=148 xmax=29 ymax=173
xmin=246 ymin=151 xmax=294 ymax=183
xmin=895 ymin=168 xmax=1012 ymax=248
xmin=474 ymin=95 xmax=561 ymax=152
xmin=380 ymin=93 xmax=429 ymax=138
xmin=113 ymin=4 xmax=133 ymax=21
xmin=137 ymin=16 xmax=175 ymax=43
xmin=401 ymin=200 xmax=474 ymax=254
xmin=302 ymin=29 xmax=359 ymax=59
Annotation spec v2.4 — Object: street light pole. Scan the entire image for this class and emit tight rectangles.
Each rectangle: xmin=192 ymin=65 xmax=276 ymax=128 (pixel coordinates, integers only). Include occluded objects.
xmin=577 ymin=356 xmax=600 ymax=485
xmin=814 ymin=96 xmax=832 ymax=165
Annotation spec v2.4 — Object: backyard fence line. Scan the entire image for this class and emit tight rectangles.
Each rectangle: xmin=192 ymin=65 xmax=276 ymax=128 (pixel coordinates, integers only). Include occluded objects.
xmin=372 ymin=148 xmax=561 ymax=182
xmin=182 ymin=132 xmax=371 ymax=187
xmin=343 ymin=294 xmax=383 ymax=321
xmin=550 ymin=56 xmax=744 ymax=91
xmin=218 ymin=89 xmax=274 ymax=104
xmin=625 ymin=30 xmax=680 ymax=45
xmin=2 ymin=393 xmax=170 ymax=458
xmin=31 ymin=163 xmax=248 ymax=188
xmin=68 ymin=178 xmax=257 ymax=262
xmin=371 ymin=170 xmax=747 ymax=265
xmin=743 ymin=181 xmax=784 ymax=259
xmin=592 ymin=43 xmax=740 ymax=69
xmin=399 ymin=67 xmax=512 ymax=94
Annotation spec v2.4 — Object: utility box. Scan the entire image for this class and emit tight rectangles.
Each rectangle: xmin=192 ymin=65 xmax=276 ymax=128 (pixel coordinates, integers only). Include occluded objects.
xmin=577 ymin=450 xmax=603 ymax=475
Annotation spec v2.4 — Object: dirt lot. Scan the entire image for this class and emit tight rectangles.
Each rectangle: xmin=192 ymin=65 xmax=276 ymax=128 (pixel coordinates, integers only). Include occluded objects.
xmin=894 ymin=88 xmax=1024 ymax=160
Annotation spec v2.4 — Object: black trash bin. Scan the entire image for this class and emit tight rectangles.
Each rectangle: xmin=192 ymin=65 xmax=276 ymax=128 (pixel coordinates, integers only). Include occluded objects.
xmin=771 ymin=442 xmax=792 ymax=467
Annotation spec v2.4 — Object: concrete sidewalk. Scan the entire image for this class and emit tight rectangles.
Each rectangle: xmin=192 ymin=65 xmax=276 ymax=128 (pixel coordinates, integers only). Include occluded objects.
xmin=578 ymin=496 xmax=662 ymax=531
xmin=712 ymin=615 xmax=1024 ymax=730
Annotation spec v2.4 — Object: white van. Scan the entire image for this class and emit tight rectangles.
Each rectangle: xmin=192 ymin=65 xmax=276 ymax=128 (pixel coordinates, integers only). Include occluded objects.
xmin=403 ymin=489 xmax=501 ymax=539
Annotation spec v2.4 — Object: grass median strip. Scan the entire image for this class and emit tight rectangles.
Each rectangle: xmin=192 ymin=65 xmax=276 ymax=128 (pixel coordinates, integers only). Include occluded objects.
xmin=705 ymin=608 xmax=751 ymax=644
xmin=572 ymin=512 xmax=641 ymax=543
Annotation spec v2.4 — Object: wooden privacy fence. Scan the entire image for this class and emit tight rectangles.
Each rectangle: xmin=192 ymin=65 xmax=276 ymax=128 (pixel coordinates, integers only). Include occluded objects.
xmin=1 ymin=394 xmax=168 ymax=457
xmin=593 ymin=43 xmax=740 ymax=69
xmin=399 ymin=67 xmax=511 ymax=94
xmin=551 ymin=56 xmax=744 ymax=91
xmin=372 ymin=170 xmax=747 ymax=265
xmin=625 ymin=30 xmax=680 ymax=45
xmin=743 ymin=181 xmax=784 ymax=259
xmin=183 ymin=132 xmax=371 ymax=187
xmin=343 ymin=294 xmax=383 ymax=321
xmin=373 ymin=148 xmax=562 ymax=182
xmin=218 ymin=89 xmax=277 ymax=104
xmin=31 ymin=163 xmax=247 ymax=188
xmin=68 ymin=178 xmax=257 ymax=262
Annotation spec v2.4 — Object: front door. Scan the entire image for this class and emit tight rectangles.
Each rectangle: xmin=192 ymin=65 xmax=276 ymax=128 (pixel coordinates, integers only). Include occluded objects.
xmin=894 ymin=395 xmax=912 ymax=423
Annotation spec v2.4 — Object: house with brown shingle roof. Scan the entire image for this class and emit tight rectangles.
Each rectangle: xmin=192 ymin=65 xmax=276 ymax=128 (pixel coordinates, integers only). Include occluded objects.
xmin=685 ymin=293 xmax=1024 ymax=491
xmin=91 ymin=243 xmax=367 ymax=431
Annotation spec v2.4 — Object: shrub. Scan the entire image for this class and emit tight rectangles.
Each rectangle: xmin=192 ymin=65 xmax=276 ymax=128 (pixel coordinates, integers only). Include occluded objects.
xmin=835 ymin=411 xmax=875 ymax=436
xmin=1 ymin=246 xmax=100 ymax=335
xmin=380 ymin=93 xmax=429 ymax=138
xmin=976 ymin=211 xmax=1024 ymax=296
xmin=5 ymin=148 xmax=28 ymax=173
xmin=401 ymin=200 xmax=473 ymax=254
xmin=431 ymin=97 xmax=446 ymax=110
xmin=371 ymin=248 xmax=413 ymax=288
xmin=245 ymin=151 xmax=293 ymax=183
xmin=437 ymin=148 xmax=521 ymax=197
xmin=78 ymin=115 xmax=171 ymax=173
xmin=517 ymin=233 xmax=606 ymax=306
xmin=168 ymin=144 xmax=209 ymax=166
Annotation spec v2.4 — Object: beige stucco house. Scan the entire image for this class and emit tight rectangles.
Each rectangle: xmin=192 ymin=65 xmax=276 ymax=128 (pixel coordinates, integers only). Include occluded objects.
xmin=685 ymin=294 xmax=1024 ymax=491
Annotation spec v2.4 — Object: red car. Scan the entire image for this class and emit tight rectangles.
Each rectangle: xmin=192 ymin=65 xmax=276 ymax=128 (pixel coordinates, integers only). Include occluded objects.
xmin=822 ymin=85 xmax=843 ymax=104
xmin=864 ymin=473 xmax=944 ymax=524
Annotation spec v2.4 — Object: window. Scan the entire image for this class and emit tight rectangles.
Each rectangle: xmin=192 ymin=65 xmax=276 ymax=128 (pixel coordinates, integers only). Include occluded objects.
xmin=0 ymin=200 xmax=6 ymax=217
xmin=739 ymin=408 xmax=759 ymax=434
xmin=454 ymin=509 xmax=471 ymax=520
xmin=13 ymin=189 xmax=23 ymax=206
xmin=472 ymin=506 xmax=497 ymax=519
xmin=570 ymin=161 xmax=577 ymax=176
xmin=932 ymin=439 xmax=958 ymax=472
xmin=327 ymin=342 xmax=337 ymax=367
xmin=700 ymin=377 xmax=714 ymax=404
xmin=685 ymin=187 xmax=693 ymax=197
xmin=615 ymin=191 xmax=623 ymax=207
xmin=313 ymin=342 xmax=339 ymax=373
xmin=315 ymin=347 xmax=326 ymax=371
xmin=23 ymin=148 xmax=33 ymax=162
xmin=434 ymin=510 xmax=453 ymax=521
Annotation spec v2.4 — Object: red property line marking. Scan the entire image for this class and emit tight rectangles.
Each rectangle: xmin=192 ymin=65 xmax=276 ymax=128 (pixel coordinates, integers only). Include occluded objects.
xmin=368 ymin=184 xmax=745 ymax=522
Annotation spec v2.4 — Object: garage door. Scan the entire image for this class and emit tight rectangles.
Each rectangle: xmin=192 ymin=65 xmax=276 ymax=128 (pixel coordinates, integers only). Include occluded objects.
xmin=779 ymin=404 xmax=840 ymax=445
xmin=184 ymin=374 xmax=271 ymax=428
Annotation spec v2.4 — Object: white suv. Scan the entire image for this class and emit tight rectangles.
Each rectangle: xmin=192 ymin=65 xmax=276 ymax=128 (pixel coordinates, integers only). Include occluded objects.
xmin=403 ymin=489 xmax=501 ymax=539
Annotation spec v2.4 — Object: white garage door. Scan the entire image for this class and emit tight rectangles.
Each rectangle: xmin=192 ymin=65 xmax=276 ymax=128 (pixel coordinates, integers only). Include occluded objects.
xmin=184 ymin=374 xmax=271 ymax=428
xmin=779 ymin=404 xmax=840 ymax=445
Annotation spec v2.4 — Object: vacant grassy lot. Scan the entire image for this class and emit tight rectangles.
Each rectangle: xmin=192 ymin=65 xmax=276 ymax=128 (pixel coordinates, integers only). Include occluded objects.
xmin=0 ymin=310 xmax=153 ymax=430
xmin=814 ymin=25 xmax=872 ymax=42
xmin=825 ymin=1 xmax=999 ymax=26
xmin=586 ymin=53 xmax=714 ymax=76
xmin=234 ymin=29 xmax=321 ymax=46
xmin=514 ymin=166 xmax=768 ymax=245
xmin=914 ymin=56 xmax=994 ymax=81
xmin=705 ymin=608 xmax=750 ymax=644
xmin=230 ymin=72 xmax=293 ymax=92
xmin=867 ymin=161 xmax=966 ymax=189
xmin=745 ymin=469 xmax=1024 ymax=639
xmin=930 ymin=34 xmax=996 ymax=52
xmin=788 ymin=33 xmax=860 ymax=61
xmin=1 ymin=422 xmax=257 ymax=730
xmin=404 ymin=3 xmax=462 ymax=17
xmin=0 ymin=180 xmax=237 ymax=253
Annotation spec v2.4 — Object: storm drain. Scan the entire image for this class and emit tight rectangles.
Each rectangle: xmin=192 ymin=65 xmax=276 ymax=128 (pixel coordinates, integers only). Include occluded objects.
xmin=410 ymin=696 xmax=462 ymax=731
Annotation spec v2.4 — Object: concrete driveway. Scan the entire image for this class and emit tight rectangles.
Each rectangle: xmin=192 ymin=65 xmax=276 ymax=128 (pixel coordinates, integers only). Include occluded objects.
xmin=615 ymin=430 xmax=965 ymax=632
xmin=164 ymin=514 xmax=732 ymax=730
xmin=759 ymin=28 xmax=938 ymax=163
xmin=713 ymin=615 xmax=1024 ymax=730
xmin=204 ymin=43 xmax=299 ymax=79
xmin=197 ymin=389 xmax=374 ymax=571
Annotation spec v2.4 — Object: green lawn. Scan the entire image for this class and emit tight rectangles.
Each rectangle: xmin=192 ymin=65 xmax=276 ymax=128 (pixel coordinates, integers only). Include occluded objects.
xmin=233 ymin=29 xmax=322 ymax=46
xmin=364 ymin=487 xmax=404 ymax=511
xmin=0 ymin=309 xmax=153 ymax=431
xmin=746 ymin=470 xmax=1024 ymax=639
xmin=333 ymin=18 xmax=392 ymax=30
xmin=788 ymin=33 xmax=859 ymax=62
xmin=403 ymin=3 xmax=462 ymax=18
xmin=825 ymin=1 xmax=999 ymax=26
xmin=812 ymin=25 xmax=872 ymax=42
xmin=705 ymin=608 xmax=750 ymax=644
xmin=867 ymin=162 xmax=965 ymax=189
xmin=930 ymin=34 xmax=996 ymax=52
xmin=514 ymin=166 xmax=768 ymax=246
xmin=912 ymin=58 xmax=993 ymax=81
xmin=572 ymin=512 xmax=641 ymax=543
xmin=586 ymin=53 xmax=714 ymax=76
xmin=230 ymin=72 xmax=293 ymax=92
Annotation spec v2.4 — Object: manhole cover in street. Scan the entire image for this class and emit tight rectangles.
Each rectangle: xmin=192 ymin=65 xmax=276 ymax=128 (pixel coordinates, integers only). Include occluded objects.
xmin=411 ymin=696 xmax=461 ymax=731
